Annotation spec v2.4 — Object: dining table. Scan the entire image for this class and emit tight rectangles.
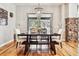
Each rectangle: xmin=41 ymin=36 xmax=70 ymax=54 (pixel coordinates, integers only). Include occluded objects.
xmin=18 ymin=33 xmax=61 ymax=55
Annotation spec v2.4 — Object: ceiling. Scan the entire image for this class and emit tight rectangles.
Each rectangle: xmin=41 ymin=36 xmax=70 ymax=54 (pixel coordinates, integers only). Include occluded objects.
xmin=15 ymin=3 xmax=63 ymax=6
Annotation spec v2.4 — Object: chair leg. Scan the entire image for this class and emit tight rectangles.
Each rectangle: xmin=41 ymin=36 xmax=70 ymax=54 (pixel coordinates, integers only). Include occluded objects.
xmin=16 ymin=42 xmax=18 ymax=48
xmin=60 ymin=42 xmax=62 ymax=48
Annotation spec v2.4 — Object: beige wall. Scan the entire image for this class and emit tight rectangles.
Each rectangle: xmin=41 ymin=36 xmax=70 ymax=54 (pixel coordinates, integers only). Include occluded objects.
xmin=16 ymin=4 xmax=62 ymax=33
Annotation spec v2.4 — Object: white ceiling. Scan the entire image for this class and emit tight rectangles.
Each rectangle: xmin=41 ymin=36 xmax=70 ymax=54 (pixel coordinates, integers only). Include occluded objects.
xmin=15 ymin=3 xmax=63 ymax=6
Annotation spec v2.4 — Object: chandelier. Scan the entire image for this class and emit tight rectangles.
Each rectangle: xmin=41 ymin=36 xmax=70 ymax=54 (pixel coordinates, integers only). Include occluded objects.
xmin=34 ymin=3 xmax=43 ymax=14
xmin=34 ymin=3 xmax=43 ymax=28
xmin=34 ymin=3 xmax=43 ymax=33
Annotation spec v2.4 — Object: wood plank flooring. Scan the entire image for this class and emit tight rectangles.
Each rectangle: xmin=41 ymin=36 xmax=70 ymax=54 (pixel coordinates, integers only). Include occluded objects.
xmin=0 ymin=41 xmax=78 ymax=56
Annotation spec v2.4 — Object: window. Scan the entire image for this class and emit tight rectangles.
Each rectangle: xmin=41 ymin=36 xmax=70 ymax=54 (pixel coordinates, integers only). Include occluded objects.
xmin=27 ymin=13 xmax=52 ymax=34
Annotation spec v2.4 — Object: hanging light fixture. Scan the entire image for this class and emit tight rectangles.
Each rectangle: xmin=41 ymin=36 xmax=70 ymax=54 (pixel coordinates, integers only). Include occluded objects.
xmin=34 ymin=3 xmax=43 ymax=33
xmin=34 ymin=3 xmax=43 ymax=20
xmin=34 ymin=3 xmax=43 ymax=14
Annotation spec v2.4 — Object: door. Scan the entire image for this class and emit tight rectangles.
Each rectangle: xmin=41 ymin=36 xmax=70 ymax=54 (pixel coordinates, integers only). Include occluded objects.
xmin=27 ymin=13 xmax=52 ymax=34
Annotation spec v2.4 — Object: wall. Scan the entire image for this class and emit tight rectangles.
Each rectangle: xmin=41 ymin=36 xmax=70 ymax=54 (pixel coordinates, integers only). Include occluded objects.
xmin=65 ymin=3 xmax=77 ymax=18
xmin=68 ymin=3 xmax=77 ymax=17
xmin=0 ymin=3 xmax=16 ymax=46
xmin=16 ymin=4 xmax=61 ymax=33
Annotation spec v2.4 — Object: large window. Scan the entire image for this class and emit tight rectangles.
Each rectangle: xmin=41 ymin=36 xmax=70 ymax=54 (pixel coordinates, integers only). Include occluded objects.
xmin=27 ymin=13 xmax=52 ymax=34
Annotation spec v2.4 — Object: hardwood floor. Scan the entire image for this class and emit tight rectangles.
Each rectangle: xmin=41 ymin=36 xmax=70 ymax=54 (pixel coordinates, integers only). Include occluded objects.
xmin=0 ymin=41 xmax=78 ymax=56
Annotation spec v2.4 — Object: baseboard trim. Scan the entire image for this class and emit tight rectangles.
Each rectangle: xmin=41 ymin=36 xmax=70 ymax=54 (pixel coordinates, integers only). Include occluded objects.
xmin=0 ymin=40 xmax=14 ymax=55
xmin=0 ymin=39 xmax=14 ymax=47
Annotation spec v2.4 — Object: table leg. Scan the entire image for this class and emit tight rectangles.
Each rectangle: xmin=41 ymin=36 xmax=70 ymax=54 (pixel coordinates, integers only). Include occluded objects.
xmin=52 ymin=44 xmax=56 ymax=55
xmin=24 ymin=35 xmax=28 ymax=55
xmin=50 ymin=36 xmax=52 ymax=54
xmin=50 ymin=36 xmax=56 ymax=55
xmin=48 ymin=36 xmax=50 ymax=53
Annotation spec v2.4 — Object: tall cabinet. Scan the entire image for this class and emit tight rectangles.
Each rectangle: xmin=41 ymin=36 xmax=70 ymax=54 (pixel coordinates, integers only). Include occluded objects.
xmin=65 ymin=18 xmax=78 ymax=42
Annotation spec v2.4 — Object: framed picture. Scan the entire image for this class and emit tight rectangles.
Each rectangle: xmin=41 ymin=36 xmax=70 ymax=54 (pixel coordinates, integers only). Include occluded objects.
xmin=10 ymin=12 xmax=13 ymax=17
xmin=0 ymin=8 xmax=8 ymax=25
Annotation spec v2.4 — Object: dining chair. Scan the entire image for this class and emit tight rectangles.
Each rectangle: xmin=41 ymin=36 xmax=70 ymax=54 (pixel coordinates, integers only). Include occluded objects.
xmin=15 ymin=29 xmax=26 ymax=50
xmin=50 ymin=29 xmax=63 ymax=55
xmin=51 ymin=29 xmax=63 ymax=48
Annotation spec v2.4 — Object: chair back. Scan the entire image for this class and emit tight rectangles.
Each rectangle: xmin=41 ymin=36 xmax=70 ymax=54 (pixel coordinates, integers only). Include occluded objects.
xmin=52 ymin=28 xmax=63 ymax=41
xmin=58 ymin=29 xmax=63 ymax=34
xmin=16 ymin=29 xmax=20 ymax=34
xmin=58 ymin=28 xmax=63 ymax=41
xmin=15 ymin=29 xmax=21 ymax=41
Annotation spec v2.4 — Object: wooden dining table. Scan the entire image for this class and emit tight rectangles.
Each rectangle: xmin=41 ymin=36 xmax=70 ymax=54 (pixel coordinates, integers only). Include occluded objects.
xmin=18 ymin=33 xmax=61 ymax=55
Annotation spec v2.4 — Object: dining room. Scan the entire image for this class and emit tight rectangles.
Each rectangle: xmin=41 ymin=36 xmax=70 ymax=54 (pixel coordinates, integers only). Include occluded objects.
xmin=0 ymin=3 xmax=78 ymax=56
